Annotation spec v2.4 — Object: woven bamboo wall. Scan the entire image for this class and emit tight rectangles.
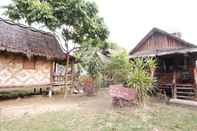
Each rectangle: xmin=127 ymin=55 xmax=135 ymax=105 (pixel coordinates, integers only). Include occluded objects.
xmin=0 ymin=54 xmax=51 ymax=87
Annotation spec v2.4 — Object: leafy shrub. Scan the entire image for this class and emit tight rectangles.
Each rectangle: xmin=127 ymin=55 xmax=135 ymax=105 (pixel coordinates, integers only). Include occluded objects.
xmin=127 ymin=58 xmax=156 ymax=105
xmin=105 ymin=50 xmax=130 ymax=84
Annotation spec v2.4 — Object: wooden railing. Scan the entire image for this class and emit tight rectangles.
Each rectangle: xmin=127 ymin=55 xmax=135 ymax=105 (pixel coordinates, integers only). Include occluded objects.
xmin=52 ymin=74 xmax=73 ymax=87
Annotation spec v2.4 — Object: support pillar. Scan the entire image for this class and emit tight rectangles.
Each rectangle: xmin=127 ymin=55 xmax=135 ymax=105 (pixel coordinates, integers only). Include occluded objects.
xmin=172 ymin=70 xmax=177 ymax=98
xmin=64 ymin=54 xmax=70 ymax=98
xmin=48 ymin=86 xmax=52 ymax=98
xmin=193 ymin=62 xmax=197 ymax=100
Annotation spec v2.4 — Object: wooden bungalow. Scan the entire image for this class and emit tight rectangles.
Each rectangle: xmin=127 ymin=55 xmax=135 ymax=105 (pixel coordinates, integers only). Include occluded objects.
xmin=129 ymin=28 xmax=197 ymax=100
xmin=0 ymin=18 xmax=76 ymax=94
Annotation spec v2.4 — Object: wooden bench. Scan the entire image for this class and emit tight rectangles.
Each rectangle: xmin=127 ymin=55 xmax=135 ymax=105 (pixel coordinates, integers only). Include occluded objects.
xmin=109 ymin=84 xmax=137 ymax=107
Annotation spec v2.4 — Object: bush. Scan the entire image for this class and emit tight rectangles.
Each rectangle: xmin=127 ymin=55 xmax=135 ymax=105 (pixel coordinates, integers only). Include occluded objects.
xmin=127 ymin=58 xmax=156 ymax=105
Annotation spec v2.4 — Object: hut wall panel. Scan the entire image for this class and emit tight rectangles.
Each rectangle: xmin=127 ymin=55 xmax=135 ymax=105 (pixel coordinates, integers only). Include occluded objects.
xmin=0 ymin=54 xmax=51 ymax=87
xmin=159 ymin=61 xmax=194 ymax=85
xmin=137 ymin=34 xmax=185 ymax=52
xmin=159 ymin=72 xmax=173 ymax=84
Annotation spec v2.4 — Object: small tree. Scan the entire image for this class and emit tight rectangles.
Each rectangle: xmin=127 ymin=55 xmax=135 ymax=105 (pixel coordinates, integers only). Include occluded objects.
xmin=79 ymin=46 xmax=105 ymax=92
xmin=105 ymin=50 xmax=130 ymax=84
xmin=127 ymin=58 xmax=156 ymax=105
xmin=78 ymin=40 xmax=118 ymax=87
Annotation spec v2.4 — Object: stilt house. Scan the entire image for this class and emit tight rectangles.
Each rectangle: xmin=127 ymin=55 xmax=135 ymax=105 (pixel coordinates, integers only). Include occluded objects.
xmin=129 ymin=28 xmax=197 ymax=100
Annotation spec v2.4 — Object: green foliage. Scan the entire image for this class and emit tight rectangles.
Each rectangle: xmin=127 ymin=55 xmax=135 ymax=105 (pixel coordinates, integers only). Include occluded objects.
xmin=4 ymin=0 xmax=109 ymax=44
xmin=127 ymin=58 xmax=157 ymax=104
xmin=105 ymin=50 xmax=130 ymax=83
xmin=78 ymin=46 xmax=102 ymax=80
xmin=146 ymin=57 xmax=157 ymax=70
xmin=94 ymin=73 xmax=105 ymax=89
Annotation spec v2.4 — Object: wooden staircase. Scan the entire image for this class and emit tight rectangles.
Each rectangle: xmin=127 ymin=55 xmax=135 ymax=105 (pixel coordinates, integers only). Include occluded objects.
xmin=174 ymin=84 xmax=196 ymax=100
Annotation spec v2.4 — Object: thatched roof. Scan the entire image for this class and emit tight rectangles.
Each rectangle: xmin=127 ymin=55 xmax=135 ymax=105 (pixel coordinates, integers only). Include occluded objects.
xmin=129 ymin=28 xmax=197 ymax=58
xmin=0 ymin=18 xmax=65 ymax=60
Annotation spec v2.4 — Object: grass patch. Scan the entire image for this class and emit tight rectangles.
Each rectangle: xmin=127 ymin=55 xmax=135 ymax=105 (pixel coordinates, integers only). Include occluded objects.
xmin=0 ymin=90 xmax=34 ymax=100
xmin=1 ymin=102 xmax=197 ymax=131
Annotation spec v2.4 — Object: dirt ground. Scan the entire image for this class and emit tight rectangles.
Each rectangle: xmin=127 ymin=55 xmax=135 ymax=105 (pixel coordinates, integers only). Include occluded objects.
xmin=0 ymin=89 xmax=115 ymax=120
xmin=1 ymin=89 xmax=197 ymax=131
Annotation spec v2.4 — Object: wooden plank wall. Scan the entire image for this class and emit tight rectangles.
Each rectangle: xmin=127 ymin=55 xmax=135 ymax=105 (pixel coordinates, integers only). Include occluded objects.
xmin=159 ymin=72 xmax=173 ymax=84
xmin=137 ymin=34 xmax=186 ymax=52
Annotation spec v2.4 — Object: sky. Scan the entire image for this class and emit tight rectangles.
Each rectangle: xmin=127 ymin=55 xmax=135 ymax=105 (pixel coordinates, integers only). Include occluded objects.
xmin=1 ymin=0 xmax=197 ymax=51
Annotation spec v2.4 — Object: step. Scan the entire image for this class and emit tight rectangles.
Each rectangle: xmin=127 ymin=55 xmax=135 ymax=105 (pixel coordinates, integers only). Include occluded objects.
xmin=176 ymin=92 xmax=195 ymax=95
xmin=176 ymin=95 xmax=194 ymax=99
xmin=176 ymin=87 xmax=194 ymax=90
xmin=176 ymin=84 xmax=193 ymax=87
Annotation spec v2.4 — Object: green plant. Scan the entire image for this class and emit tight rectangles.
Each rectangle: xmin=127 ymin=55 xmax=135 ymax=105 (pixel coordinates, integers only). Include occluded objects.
xmin=127 ymin=58 xmax=156 ymax=105
xmin=146 ymin=57 xmax=157 ymax=70
xmin=78 ymin=46 xmax=107 ymax=90
xmin=105 ymin=50 xmax=130 ymax=84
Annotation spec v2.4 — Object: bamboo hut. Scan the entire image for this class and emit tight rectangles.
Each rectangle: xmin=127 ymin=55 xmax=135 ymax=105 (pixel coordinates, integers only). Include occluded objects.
xmin=0 ymin=18 xmax=76 ymax=94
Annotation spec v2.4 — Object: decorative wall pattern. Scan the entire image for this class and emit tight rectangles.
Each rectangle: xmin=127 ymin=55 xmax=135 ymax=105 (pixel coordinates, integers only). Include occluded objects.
xmin=0 ymin=54 xmax=51 ymax=87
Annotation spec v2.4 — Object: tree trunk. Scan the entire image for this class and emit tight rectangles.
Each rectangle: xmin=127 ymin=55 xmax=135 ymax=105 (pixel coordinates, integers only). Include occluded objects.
xmin=93 ymin=76 xmax=97 ymax=95
xmin=150 ymin=68 xmax=155 ymax=78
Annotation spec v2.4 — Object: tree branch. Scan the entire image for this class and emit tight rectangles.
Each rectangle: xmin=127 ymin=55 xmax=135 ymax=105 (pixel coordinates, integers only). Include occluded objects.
xmin=66 ymin=47 xmax=81 ymax=55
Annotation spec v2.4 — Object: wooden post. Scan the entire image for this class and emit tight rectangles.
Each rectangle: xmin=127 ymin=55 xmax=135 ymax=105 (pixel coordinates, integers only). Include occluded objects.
xmin=172 ymin=56 xmax=178 ymax=99
xmin=48 ymin=86 xmax=52 ymax=98
xmin=50 ymin=62 xmax=55 ymax=83
xmin=71 ymin=63 xmax=74 ymax=93
xmin=49 ymin=62 xmax=55 ymax=98
xmin=172 ymin=70 xmax=177 ymax=98
xmin=193 ymin=61 xmax=197 ymax=100
xmin=64 ymin=54 xmax=70 ymax=98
